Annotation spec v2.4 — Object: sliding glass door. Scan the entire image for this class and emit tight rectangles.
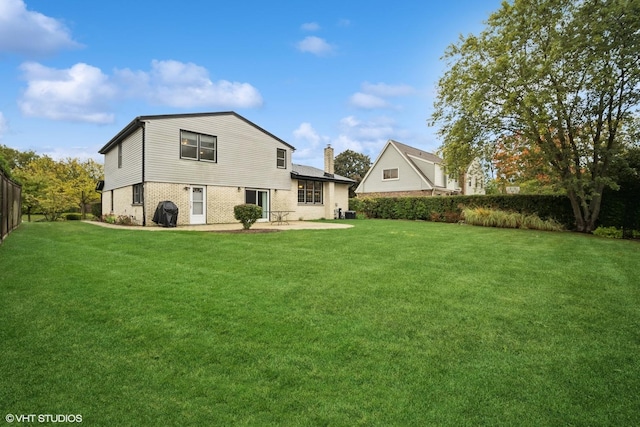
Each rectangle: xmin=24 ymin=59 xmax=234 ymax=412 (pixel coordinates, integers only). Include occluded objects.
xmin=245 ymin=189 xmax=269 ymax=220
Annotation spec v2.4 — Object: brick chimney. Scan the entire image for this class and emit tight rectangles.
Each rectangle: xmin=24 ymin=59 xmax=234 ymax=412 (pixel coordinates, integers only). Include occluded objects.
xmin=324 ymin=144 xmax=334 ymax=175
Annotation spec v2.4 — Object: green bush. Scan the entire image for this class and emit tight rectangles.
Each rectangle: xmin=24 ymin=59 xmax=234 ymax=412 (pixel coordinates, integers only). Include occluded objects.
xmin=65 ymin=213 xmax=82 ymax=221
xmin=102 ymin=215 xmax=117 ymax=224
xmin=592 ymin=226 xmax=623 ymax=239
xmin=234 ymin=204 xmax=263 ymax=230
xmin=352 ymin=195 xmax=574 ymax=227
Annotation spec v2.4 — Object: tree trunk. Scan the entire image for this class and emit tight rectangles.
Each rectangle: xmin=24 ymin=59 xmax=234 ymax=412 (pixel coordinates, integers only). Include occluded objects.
xmin=566 ymin=189 xmax=587 ymax=232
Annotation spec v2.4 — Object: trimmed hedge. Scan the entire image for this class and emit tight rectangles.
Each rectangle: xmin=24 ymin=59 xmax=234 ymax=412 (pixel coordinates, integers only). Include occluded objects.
xmin=350 ymin=192 xmax=638 ymax=232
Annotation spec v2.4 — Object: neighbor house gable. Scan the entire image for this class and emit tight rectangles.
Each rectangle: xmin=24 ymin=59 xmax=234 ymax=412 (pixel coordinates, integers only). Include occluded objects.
xmin=356 ymin=140 xmax=435 ymax=194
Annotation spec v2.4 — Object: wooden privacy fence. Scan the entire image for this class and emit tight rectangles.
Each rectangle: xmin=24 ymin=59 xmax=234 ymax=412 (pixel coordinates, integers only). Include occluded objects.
xmin=0 ymin=169 xmax=21 ymax=243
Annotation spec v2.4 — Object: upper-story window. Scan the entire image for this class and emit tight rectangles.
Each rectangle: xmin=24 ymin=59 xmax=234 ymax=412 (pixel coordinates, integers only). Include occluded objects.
xmin=180 ymin=130 xmax=217 ymax=162
xmin=117 ymin=144 xmax=122 ymax=168
xmin=277 ymin=148 xmax=286 ymax=169
xmin=382 ymin=168 xmax=399 ymax=180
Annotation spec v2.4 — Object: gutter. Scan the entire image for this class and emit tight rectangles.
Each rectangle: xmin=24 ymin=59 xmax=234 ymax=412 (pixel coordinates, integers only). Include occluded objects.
xmin=141 ymin=121 xmax=146 ymax=226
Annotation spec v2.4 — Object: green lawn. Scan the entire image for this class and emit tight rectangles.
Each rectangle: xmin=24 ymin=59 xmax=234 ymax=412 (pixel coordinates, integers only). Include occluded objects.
xmin=1 ymin=221 xmax=639 ymax=426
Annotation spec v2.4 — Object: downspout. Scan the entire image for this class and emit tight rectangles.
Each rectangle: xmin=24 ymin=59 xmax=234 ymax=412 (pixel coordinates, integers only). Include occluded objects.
xmin=141 ymin=120 xmax=146 ymax=226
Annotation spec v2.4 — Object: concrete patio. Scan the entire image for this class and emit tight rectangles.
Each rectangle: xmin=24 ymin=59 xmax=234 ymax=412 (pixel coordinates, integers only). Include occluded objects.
xmin=84 ymin=220 xmax=354 ymax=232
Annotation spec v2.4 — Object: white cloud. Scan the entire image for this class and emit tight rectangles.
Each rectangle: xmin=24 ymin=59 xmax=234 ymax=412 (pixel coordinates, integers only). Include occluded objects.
xmin=0 ymin=0 xmax=81 ymax=56
xmin=117 ymin=60 xmax=263 ymax=108
xmin=292 ymin=122 xmax=332 ymax=163
xmin=301 ymin=22 xmax=320 ymax=31
xmin=296 ymin=36 xmax=334 ymax=56
xmin=331 ymin=115 xmax=399 ymax=158
xmin=349 ymin=93 xmax=390 ymax=109
xmin=41 ymin=146 xmax=101 ymax=162
xmin=337 ymin=19 xmax=351 ymax=28
xmin=293 ymin=122 xmax=322 ymax=145
xmin=17 ymin=59 xmax=264 ymax=123
xmin=349 ymin=82 xmax=416 ymax=110
xmin=361 ymin=82 xmax=415 ymax=97
xmin=19 ymin=62 xmax=116 ymax=123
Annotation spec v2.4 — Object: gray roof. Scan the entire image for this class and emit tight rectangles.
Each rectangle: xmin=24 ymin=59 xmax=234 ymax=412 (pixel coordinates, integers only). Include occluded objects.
xmin=389 ymin=140 xmax=443 ymax=163
xmin=291 ymin=164 xmax=355 ymax=184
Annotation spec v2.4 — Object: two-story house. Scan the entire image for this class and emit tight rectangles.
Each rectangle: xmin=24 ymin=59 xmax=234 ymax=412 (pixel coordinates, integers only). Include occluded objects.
xmin=355 ymin=139 xmax=485 ymax=197
xmin=98 ymin=112 xmax=353 ymax=226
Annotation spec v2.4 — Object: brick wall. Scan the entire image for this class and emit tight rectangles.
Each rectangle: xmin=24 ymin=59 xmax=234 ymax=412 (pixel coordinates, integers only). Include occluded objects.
xmin=101 ymin=186 xmax=144 ymax=224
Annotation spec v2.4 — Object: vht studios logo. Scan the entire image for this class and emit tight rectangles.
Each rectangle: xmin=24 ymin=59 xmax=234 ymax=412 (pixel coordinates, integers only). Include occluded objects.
xmin=5 ymin=414 xmax=83 ymax=423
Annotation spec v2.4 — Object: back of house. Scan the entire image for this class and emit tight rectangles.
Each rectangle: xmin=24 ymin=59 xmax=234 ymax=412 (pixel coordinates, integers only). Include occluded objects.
xmin=98 ymin=112 xmax=354 ymax=226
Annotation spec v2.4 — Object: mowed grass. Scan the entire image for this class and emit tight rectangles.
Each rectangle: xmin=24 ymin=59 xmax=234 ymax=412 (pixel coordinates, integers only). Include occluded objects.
xmin=1 ymin=220 xmax=639 ymax=426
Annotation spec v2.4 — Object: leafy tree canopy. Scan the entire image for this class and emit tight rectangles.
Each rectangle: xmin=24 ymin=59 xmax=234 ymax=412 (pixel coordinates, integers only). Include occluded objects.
xmin=431 ymin=0 xmax=640 ymax=232
xmin=0 ymin=144 xmax=39 ymax=171
xmin=334 ymin=149 xmax=372 ymax=197
xmin=14 ymin=156 xmax=104 ymax=221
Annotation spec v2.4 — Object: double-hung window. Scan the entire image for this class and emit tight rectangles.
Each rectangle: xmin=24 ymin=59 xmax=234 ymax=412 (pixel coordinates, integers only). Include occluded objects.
xmin=181 ymin=130 xmax=217 ymax=162
xmin=277 ymin=148 xmax=286 ymax=169
xmin=132 ymin=183 xmax=143 ymax=205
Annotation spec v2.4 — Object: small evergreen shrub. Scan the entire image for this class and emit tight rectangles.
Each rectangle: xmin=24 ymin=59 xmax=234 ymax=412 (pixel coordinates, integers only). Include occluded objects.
xmin=65 ymin=213 xmax=82 ymax=221
xmin=234 ymin=204 xmax=263 ymax=229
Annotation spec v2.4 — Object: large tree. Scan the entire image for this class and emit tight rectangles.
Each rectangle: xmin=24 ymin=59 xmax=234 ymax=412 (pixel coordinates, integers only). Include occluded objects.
xmin=334 ymin=149 xmax=372 ymax=197
xmin=14 ymin=156 xmax=104 ymax=221
xmin=432 ymin=0 xmax=640 ymax=232
xmin=64 ymin=158 xmax=103 ymax=219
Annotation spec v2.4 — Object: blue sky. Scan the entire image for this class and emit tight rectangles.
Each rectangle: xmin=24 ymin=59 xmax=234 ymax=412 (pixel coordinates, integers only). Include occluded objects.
xmin=0 ymin=0 xmax=502 ymax=168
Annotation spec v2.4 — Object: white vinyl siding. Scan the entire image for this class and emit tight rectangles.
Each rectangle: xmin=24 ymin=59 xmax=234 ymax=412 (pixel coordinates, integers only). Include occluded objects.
xmin=103 ymin=128 xmax=143 ymax=191
xmin=359 ymin=144 xmax=429 ymax=193
xmin=144 ymin=115 xmax=291 ymax=190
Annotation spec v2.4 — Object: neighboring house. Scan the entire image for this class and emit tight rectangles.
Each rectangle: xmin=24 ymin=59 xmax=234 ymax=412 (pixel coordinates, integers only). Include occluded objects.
xmin=355 ymin=139 xmax=485 ymax=197
xmin=98 ymin=112 xmax=354 ymax=226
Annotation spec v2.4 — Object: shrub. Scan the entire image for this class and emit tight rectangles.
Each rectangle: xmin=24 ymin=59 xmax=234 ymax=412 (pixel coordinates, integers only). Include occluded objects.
xmin=353 ymin=195 xmax=575 ymax=228
xmin=234 ymin=204 xmax=263 ymax=230
xmin=91 ymin=202 xmax=102 ymax=218
xmin=116 ymin=215 xmax=134 ymax=226
xmin=102 ymin=214 xmax=117 ymax=224
xmin=443 ymin=211 xmax=461 ymax=223
xmin=65 ymin=213 xmax=82 ymax=221
xmin=592 ymin=226 xmax=623 ymax=239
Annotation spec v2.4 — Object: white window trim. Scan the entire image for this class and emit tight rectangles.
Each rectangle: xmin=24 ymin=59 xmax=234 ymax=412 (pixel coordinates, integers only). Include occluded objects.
xmin=277 ymin=148 xmax=287 ymax=169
